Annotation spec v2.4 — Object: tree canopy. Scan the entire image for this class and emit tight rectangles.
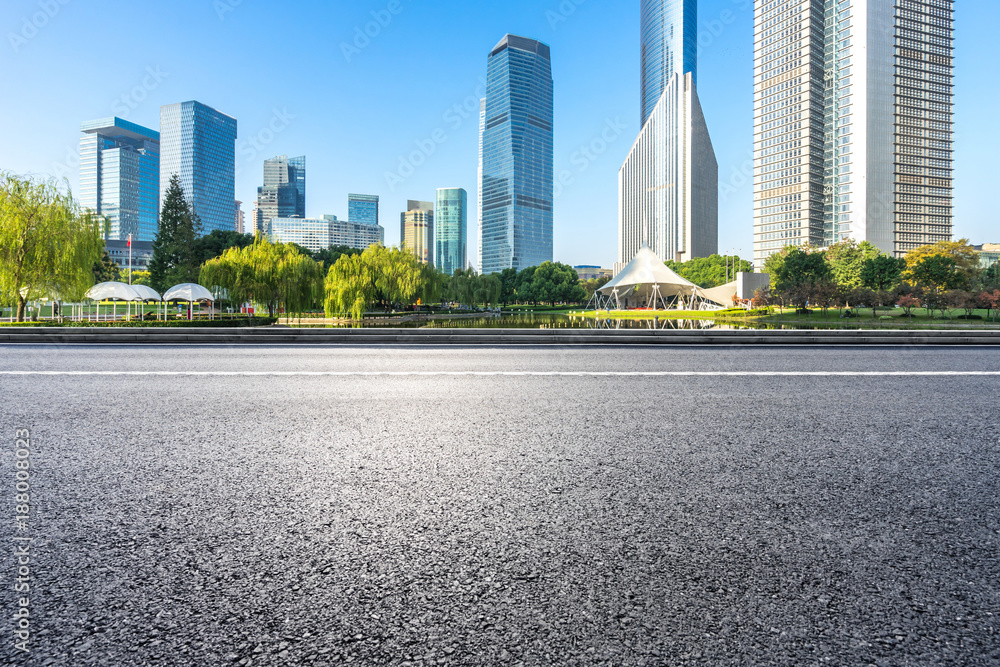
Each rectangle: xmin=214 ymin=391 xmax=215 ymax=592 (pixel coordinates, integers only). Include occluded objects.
xmin=664 ymin=254 xmax=753 ymax=288
xmin=0 ymin=172 xmax=104 ymax=321
xmin=149 ymin=174 xmax=203 ymax=292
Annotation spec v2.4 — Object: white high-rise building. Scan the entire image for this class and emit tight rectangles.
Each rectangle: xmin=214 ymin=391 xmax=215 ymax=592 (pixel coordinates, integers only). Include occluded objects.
xmin=618 ymin=0 xmax=718 ymax=271
xmin=752 ymin=0 xmax=954 ymax=268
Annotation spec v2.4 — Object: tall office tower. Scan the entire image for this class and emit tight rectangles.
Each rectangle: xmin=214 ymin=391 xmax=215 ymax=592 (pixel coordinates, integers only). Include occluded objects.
xmin=480 ymin=34 xmax=554 ymax=275
xmin=253 ymin=155 xmax=306 ymax=234
xmin=752 ymin=0 xmax=954 ymax=268
xmin=401 ymin=200 xmax=434 ymax=265
xmin=348 ymin=194 xmax=380 ymax=226
xmin=79 ymin=117 xmax=160 ymax=242
xmin=477 ymin=97 xmax=485 ymax=272
xmin=435 ymin=188 xmax=468 ymax=276
xmin=159 ymin=101 xmax=237 ymax=235
xmin=619 ymin=1 xmax=717 ymax=269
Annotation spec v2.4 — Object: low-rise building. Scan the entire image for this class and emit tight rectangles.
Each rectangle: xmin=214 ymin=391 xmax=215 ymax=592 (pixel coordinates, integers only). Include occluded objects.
xmin=269 ymin=215 xmax=384 ymax=253
xmin=973 ymin=244 xmax=1000 ymax=270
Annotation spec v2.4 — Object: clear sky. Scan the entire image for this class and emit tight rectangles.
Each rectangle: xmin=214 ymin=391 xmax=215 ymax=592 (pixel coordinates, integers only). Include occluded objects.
xmin=0 ymin=0 xmax=995 ymax=268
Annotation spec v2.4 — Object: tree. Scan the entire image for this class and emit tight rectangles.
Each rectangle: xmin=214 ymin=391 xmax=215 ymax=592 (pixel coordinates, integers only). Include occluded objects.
xmin=200 ymin=237 xmax=324 ymax=318
xmin=904 ymin=240 xmax=978 ymax=291
xmin=149 ymin=174 xmax=202 ymax=292
xmin=824 ymin=239 xmax=883 ymax=289
xmin=582 ymin=274 xmax=612 ymax=301
xmin=93 ymin=250 xmax=121 ymax=283
xmin=664 ymin=254 xmax=754 ymax=289
xmin=907 ymin=254 xmax=965 ymax=292
xmin=313 ymin=245 xmax=361 ymax=269
xmin=190 ymin=229 xmax=255 ymax=266
xmin=771 ymin=246 xmax=831 ymax=310
xmin=979 ymin=289 xmax=1000 ymax=322
xmin=528 ymin=262 xmax=587 ymax=306
xmin=498 ymin=267 xmax=519 ymax=305
xmin=897 ymin=293 xmax=920 ymax=319
xmin=0 ymin=172 xmax=104 ymax=321
xmin=322 ymin=245 xmax=436 ymax=320
xmin=860 ymin=255 xmax=906 ymax=292
xmin=129 ymin=270 xmax=153 ymax=287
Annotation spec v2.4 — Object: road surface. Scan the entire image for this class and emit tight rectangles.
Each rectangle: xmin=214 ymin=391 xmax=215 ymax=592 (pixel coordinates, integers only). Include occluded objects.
xmin=2 ymin=345 xmax=999 ymax=665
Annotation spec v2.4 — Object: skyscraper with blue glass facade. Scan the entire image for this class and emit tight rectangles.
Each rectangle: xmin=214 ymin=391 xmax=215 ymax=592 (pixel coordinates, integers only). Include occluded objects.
xmin=479 ymin=34 xmax=553 ymax=275
xmin=79 ymin=117 xmax=160 ymax=242
xmin=348 ymin=194 xmax=380 ymax=226
xmin=159 ymin=101 xmax=237 ymax=235
xmin=435 ymin=188 xmax=467 ymax=276
xmin=640 ymin=0 xmax=697 ymax=127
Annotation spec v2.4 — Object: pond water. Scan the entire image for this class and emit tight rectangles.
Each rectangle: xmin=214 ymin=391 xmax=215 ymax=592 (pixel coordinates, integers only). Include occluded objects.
xmin=296 ymin=314 xmax=780 ymax=330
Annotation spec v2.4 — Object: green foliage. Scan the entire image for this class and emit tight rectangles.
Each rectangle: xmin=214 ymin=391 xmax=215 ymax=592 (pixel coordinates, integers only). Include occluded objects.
xmin=907 ymin=254 xmax=965 ymax=292
xmin=93 ymin=250 xmax=121 ymax=283
xmin=190 ymin=229 xmax=255 ymax=266
xmin=149 ymin=174 xmax=203 ymax=292
xmin=200 ymin=236 xmax=324 ymax=317
xmin=313 ymin=245 xmax=361 ymax=269
xmin=498 ymin=268 xmax=519 ymax=305
xmin=128 ymin=270 xmax=153 ymax=287
xmin=446 ymin=268 xmax=501 ymax=307
xmin=664 ymin=254 xmax=753 ymax=288
xmin=0 ymin=172 xmax=104 ymax=321
xmin=528 ymin=262 xmax=587 ymax=305
xmin=771 ymin=247 xmax=831 ymax=309
xmin=324 ymin=245 xmax=431 ymax=320
xmin=582 ymin=275 xmax=612 ymax=300
xmin=860 ymin=255 xmax=906 ymax=292
xmin=825 ymin=239 xmax=882 ymax=289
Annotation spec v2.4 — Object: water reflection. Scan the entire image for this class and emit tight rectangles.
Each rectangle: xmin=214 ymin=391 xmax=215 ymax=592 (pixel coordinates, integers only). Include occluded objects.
xmin=301 ymin=313 xmax=768 ymax=330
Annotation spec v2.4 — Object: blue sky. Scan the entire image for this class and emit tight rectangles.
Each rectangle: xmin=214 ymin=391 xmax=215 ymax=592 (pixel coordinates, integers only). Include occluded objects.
xmin=0 ymin=0 xmax=995 ymax=268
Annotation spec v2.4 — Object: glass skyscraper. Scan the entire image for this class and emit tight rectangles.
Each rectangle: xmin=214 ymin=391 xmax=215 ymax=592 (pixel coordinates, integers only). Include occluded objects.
xmin=479 ymin=34 xmax=553 ymax=275
xmin=435 ymin=188 xmax=467 ymax=276
xmin=159 ymin=101 xmax=237 ymax=235
xmin=348 ymin=194 xmax=380 ymax=226
xmin=79 ymin=117 xmax=160 ymax=242
xmin=253 ymin=155 xmax=306 ymax=234
xmin=640 ymin=0 xmax=697 ymax=126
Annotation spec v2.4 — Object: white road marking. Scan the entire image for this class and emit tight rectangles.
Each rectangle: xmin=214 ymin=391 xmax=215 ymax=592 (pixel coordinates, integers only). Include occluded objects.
xmin=0 ymin=371 xmax=998 ymax=377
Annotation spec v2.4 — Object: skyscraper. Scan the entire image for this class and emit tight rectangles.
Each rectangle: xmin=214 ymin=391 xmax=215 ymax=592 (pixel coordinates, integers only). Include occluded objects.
xmin=480 ymin=34 xmax=553 ymax=275
xmin=435 ymin=188 xmax=468 ymax=276
xmin=159 ymin=101 xmax=237 ymax=235
xmin=752 ymin=0 xmax=954 ymax=267
xmin=477 ymin=97 xmax=485 ymax=272
xmin=253 ymin=155 xmax=306 ymax=234
xmin=79 ymin=117 xmax=160 ymax=242
xmin=401 ymin=200 xmax=434 ymax=265
xmin=348 ymin=194 xmax=380 ymax=226
xmin=640 ymin=0 xmax=697 ymax=125
xmin=619 ymin=1 xmax=717 ymax=269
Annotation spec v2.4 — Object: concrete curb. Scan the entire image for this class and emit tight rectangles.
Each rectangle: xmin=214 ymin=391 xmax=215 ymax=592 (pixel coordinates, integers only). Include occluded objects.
xmin=2 ymin=327 xmax=1000 ymax=345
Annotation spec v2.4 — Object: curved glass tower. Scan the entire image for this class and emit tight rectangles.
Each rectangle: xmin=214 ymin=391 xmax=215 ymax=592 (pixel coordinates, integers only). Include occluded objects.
xmin=480 ymin=34 xmax=553 ymax=275
xmin=640 ymin=0 xmax=697 ymax=126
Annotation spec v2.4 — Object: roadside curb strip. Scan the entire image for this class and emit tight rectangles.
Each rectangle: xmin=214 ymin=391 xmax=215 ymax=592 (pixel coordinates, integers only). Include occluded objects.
xmin=2 ymin=328 xmax=1000 ymax=345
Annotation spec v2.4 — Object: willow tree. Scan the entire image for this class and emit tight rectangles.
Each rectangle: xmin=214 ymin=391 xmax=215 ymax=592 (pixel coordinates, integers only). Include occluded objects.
xmin=200 ymin=236 xmax=323 ymax=318
xmin=325 ymin=244 xmax=438 ymax=320
xmin=0 ymin=173 xmax=104 ymax=321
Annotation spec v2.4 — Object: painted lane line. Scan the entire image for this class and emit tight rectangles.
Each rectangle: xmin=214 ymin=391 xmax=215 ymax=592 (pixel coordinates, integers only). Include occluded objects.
xmin=1 ymin=371 xmax=999 ymax=377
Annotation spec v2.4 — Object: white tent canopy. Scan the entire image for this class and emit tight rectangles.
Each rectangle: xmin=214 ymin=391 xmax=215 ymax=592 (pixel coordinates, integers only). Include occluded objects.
xmin=163 ymin=283 xmax=214 ymax=302
xmin=130 ymin=285 xmax=162 ymax=302
xmin=86 ymin=282 xmax=143 ymax=302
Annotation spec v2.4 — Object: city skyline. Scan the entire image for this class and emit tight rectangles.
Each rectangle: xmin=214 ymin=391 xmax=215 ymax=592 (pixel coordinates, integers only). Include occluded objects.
xmin=0 ymin=1 xmax=995 ymax=268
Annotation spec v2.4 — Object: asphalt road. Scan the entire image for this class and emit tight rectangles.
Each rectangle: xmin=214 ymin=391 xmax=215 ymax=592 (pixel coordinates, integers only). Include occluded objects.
xmin=2 ymin=346 xmax=999 ymax=665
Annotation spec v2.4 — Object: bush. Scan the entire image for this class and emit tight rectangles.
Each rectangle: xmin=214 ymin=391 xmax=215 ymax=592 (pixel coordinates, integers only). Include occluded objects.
xmin=955 ymin=314 xmax=983 ymax=321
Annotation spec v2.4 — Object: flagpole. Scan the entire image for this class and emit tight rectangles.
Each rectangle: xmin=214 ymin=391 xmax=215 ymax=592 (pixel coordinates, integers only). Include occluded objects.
xmin=128 ymin=233 xmax=133 ymax=285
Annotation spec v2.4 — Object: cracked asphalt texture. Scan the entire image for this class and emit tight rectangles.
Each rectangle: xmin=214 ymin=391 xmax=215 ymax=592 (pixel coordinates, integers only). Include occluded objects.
xmin=2 ymin=345 xmax=1000 ymax=666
